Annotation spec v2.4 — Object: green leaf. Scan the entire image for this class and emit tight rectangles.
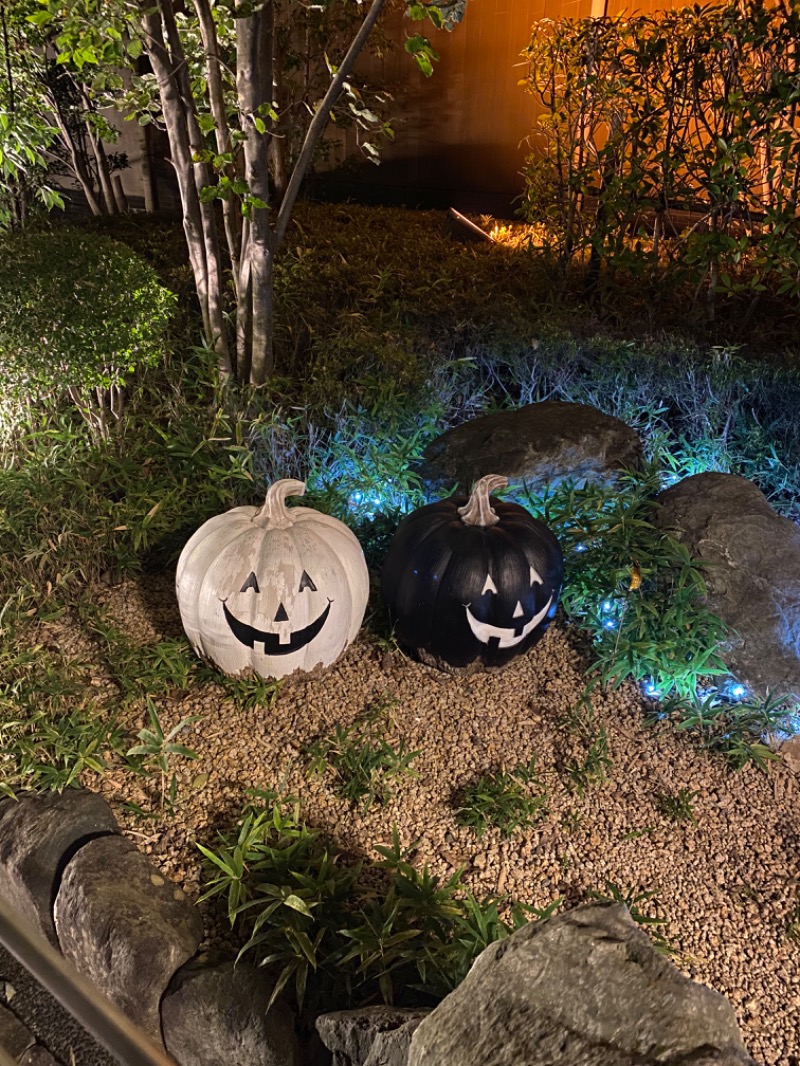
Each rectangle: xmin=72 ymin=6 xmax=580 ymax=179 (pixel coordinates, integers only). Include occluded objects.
xmin=283 ymin=893 xmax=313 ymax=916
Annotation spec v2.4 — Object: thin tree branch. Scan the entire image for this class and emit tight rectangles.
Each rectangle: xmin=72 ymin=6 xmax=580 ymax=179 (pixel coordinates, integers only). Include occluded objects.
xmin=273 ymin=0 xmax=389 ymax=250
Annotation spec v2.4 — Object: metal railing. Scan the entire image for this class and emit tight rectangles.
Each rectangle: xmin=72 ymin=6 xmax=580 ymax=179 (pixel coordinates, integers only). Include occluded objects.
xmin=0 ymin=895 xmax=176 ymax=1066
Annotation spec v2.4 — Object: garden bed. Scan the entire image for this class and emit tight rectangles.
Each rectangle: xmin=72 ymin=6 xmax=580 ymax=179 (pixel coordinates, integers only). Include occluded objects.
xmin=30 ymin=571 xmax=800 ymax=1065
xmin=3 ymin=203 xmax=800 ymax=1062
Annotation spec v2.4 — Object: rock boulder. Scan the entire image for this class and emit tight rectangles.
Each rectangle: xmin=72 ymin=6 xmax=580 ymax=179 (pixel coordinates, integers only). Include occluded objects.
xmin=408 ymin=902 xmax=755 ymax=1066
xmin=656 ymin=471 xmax=800 ymax=699
xmin=316 ymin=1006 xmax=429 ymax=1066
xmin=0 ymin=790 xmax=118 ymax=946
xmin=417 ymin=401 xmax=643 ymax=496
xmin=161 ymin=960 xmax=299 ymax=1066
xmin=54 ymin=835 xmax=202 ymax=1043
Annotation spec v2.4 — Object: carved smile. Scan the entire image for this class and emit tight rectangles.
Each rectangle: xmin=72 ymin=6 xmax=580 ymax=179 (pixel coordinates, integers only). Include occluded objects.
xmin=222 ymin=600 xmax=332 ymax=655
xmin=464 ymin=596 xmax=552 ymax=648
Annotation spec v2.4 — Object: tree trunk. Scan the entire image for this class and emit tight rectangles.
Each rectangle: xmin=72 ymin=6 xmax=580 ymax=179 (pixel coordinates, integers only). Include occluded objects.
xmin=194 ymin=0 xmax=242 ymax=292
xmin=84 ymin=116 xmax=119 ymax=214
xmin=236 ymin=1 xmax=275 ymax=385
xmin=137 ymin=122 xmax=157 ymax=212
xmin=140 ymin=2 xmax=232 ymax=376
xmin=47 ymin=98 xmax=103 ymax=215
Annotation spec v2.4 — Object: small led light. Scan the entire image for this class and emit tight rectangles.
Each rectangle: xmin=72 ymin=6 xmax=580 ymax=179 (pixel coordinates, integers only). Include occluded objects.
xmin=603 ymin=618 xmax=617 ymax=630
xmin=601 ymin=600 xmax=614 ymax=613
xmin=643 ymin=680 xmax=659 ymax=697
xmin=729 ymin=683 xmax=746 ymax=699
xmin=575 ymin=543 xmax=588 ymax=553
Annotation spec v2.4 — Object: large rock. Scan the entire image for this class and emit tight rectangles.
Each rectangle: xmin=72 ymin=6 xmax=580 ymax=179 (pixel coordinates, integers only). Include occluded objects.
xmin=408 ymin=902 xmax=755 ymax=1066
xmin=53 ymin=835 xmax=202 ymax=1043
xmin=316 ymin=1006 xmax=429 ymax=1066
xmin=656 ymin=471 xmax=800 ymax=699
xmin=0 ymin=790 xmax=118 ymax=946
xmin=161 ymin=960 xmax=299 ymax=1066
xmin=417 ymin=401 xmax=643 ymax=495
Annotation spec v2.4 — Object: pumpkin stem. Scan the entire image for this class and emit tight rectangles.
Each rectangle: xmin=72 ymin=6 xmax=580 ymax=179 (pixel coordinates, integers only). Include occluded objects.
xmin=255 ymin=479 xmax=306 ymax=528
xmin=458 ymin=474 xmax=508 ymax=527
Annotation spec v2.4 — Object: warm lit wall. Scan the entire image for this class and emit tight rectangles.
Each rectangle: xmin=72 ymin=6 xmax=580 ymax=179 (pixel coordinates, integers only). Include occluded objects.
xmin=325 ymin=0 xmax=691 ymax=215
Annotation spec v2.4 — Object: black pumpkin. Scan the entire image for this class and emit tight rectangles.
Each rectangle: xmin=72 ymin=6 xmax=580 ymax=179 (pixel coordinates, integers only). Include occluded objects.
xmin=381 ymin=474 xmax=564 ymax=668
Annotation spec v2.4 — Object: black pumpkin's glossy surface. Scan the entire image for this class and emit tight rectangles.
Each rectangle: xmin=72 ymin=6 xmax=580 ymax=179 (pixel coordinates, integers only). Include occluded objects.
xmin=381 ymin=495 xmax=564 ymax=668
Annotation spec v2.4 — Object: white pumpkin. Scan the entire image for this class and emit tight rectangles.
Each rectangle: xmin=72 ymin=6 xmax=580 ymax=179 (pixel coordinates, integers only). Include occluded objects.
xmin=176 ymin=479 xmax=369 ymax=678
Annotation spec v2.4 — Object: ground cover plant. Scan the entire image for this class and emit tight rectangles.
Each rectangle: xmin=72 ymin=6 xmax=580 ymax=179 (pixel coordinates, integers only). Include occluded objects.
xmin=454 ymin=758 xmax=548 ymax=839
xmin=1 ymin=203 xmax=800 ymax=1054
xmin=198 ymin=798 xmax=552 ymax=1013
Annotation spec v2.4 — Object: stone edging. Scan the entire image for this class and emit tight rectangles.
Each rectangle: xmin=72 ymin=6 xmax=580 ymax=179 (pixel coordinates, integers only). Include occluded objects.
xmin=0 ymin=790 xmax=299 ymax=1065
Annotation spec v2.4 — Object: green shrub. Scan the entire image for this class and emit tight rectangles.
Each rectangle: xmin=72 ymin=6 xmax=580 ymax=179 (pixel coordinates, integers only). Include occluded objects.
xmin=527 ymin=468 xmax=730 ymax=701
xmin=0 ymin=225 xmax=175 ymax=436
xmin=199 ymin=794 xmax=556 ymax=1014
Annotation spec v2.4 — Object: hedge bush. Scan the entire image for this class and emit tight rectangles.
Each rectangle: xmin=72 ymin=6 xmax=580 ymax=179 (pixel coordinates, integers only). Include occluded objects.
xmin=0 ymin=225 xmax=174 ymax=434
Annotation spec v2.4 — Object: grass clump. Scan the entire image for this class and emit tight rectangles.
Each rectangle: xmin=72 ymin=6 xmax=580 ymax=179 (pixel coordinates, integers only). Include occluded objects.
xmin=306 ymin=699 xmax=419 ymax=811
xmin=530 ymin=467 xmax=730 ymax=702
xmin=0 ymin=637 xmax=122 ymax=796
xmin=563 ymin=724 xmax=613 ymax=795
xmin=199 ymin=792 xmax=560 ymax=1013
xmin=77 ymin=603 xmax=197 ymax=705
xmin=125 ymin=698 xmax=201 ymax=813
xmin=663 ymin=689 xmax=788 ymax=772
xmin=455 ymin=758 xmax=548 ymax=838
xmin=655 ymin=787 xmax=699 ymax=825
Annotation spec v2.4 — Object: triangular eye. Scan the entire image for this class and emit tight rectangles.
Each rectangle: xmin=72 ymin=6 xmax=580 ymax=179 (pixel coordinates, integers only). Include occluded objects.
xmin=481 ymin=574 xmax=498 ymax=595
xmin=240 ymin=571 xmax=260 ymax=593
xmin=299 ymin=570 xmax=317 ymax=592
xmin=530 ymin=566 xmax=544 ymax=587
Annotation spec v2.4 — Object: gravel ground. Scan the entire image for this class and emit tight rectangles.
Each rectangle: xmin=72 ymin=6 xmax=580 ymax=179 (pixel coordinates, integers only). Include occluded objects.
xmin=47 ymin=574 xmax=800 ymax=1065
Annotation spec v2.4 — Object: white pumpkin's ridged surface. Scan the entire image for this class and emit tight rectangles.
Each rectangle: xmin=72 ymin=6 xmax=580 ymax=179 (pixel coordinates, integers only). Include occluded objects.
xmin=176 ymin=504 xmax=369 ymax=678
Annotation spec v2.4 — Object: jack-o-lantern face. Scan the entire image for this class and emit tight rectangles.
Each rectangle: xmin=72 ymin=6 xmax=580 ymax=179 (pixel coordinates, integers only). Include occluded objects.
xmin=381 ymin=474 xmax=563 ymax=669
xmin=176 ymin=480 xmax=370 ymax=679
xmin=464 ymin=566 xmax=553 ymax=649
xmin=222 ymin=567 xmax=332 ymax=654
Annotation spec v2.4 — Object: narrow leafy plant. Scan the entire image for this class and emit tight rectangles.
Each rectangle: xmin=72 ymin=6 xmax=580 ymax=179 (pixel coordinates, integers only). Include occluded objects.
xmin=563 ymin=724 xmax=613 ymax=796
xmin=199 ymin=793 xmax=561 ymax=1014
xmin=663 ymin=689 xmax=790 ymax=771
xmin=125 ymin=698 xmax=201 ymax=811
xmin=455 ymin=758 xmax=548 ymax=838
xmin=305 ymin=699 xmax=420 ymax=811
xmin=655 ymin=787 xmax=699 ymax=825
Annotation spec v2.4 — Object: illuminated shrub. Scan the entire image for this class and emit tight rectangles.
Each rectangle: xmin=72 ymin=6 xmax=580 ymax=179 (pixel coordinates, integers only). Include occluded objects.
xmin=0 ymin=225 xmax=175 ymax=436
